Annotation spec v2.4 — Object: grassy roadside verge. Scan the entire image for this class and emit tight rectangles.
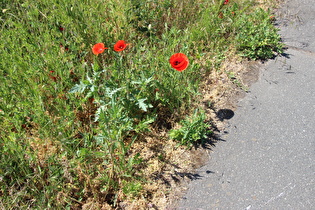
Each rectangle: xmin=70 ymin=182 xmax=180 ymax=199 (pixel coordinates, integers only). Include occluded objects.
xmin=0 ymin=0 xmax=282 ymax=209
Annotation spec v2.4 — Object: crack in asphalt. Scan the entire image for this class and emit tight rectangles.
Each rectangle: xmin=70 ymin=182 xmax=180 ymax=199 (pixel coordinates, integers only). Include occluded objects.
xmin=286 ymin=45 xmax=315 ymax=57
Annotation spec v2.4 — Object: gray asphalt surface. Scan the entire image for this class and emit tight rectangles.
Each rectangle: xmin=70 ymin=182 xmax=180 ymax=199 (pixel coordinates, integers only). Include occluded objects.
xmin=177 ymin=0 xmax=315 ymax=209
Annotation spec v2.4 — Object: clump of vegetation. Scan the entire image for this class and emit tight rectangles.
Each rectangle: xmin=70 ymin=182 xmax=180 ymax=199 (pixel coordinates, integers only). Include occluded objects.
xmin=169 ymin=109 xmax=211 ymax=148
xmin=0 ymin=0 xmax=282 ymax=208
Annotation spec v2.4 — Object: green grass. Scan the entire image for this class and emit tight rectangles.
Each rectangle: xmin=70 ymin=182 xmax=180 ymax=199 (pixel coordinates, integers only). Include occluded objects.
xmin=0 ymin=0 xmax=282 ymax=208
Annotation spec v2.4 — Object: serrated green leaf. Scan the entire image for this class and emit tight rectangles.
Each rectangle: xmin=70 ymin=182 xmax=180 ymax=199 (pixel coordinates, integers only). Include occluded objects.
xmin=136 ymin=98 xmax=152 ymax=112
xmin=69 ymin=82 xmax=87 ymax=93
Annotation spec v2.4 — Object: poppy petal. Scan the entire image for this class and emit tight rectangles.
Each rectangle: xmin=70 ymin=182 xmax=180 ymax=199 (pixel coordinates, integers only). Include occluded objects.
xmin=114 ymin=40 xmax=129 ymax=52
xmin=92 ymin=43 xmax=108 ymax=55
xmin=169 ymin=53 xmax=189 ymax=71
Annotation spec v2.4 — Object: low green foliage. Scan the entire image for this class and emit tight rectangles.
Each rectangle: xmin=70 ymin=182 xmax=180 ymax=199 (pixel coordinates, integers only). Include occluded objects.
xmin=169 ymin=109 xmax=212 ymax=148
xmin=190 ymin=1 xmax=283 ymax=60
xmin=0 ymin=0 xmax=282 ymax=208
xmin=235 ymin=8 xmax=283 ymax=60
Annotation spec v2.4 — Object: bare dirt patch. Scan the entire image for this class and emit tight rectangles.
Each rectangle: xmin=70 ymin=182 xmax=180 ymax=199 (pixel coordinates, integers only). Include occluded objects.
xmin=201 ymin=54 xmax=261 ymax=130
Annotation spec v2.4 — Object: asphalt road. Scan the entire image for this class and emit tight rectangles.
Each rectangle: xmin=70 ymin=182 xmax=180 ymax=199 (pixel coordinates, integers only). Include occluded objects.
xmin=177 ymin=0 xmax=315 ymax=209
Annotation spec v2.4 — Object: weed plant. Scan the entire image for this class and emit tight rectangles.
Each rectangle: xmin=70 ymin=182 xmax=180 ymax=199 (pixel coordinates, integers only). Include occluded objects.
xmin=0 ymin=0 xmax=282 ymax=208
xmin=169 ymin=109 xmax=211 ymax=148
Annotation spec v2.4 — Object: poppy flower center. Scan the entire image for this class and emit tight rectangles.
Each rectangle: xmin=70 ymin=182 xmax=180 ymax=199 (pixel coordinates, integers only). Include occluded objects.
xmin=174 ymin=61 xmax=181 ymax=65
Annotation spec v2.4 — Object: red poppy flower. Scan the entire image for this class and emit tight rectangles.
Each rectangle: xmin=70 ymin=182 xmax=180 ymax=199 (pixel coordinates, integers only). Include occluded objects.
xmin=92 ymin=43 xmax=108 ymax=55
xmin=114 ymin=40 xmax=129 ymax=52
xmin=224 ymin=0 xmax=229 ymax=4
xmin=169 ymin=53 xmax=189 ymax=72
